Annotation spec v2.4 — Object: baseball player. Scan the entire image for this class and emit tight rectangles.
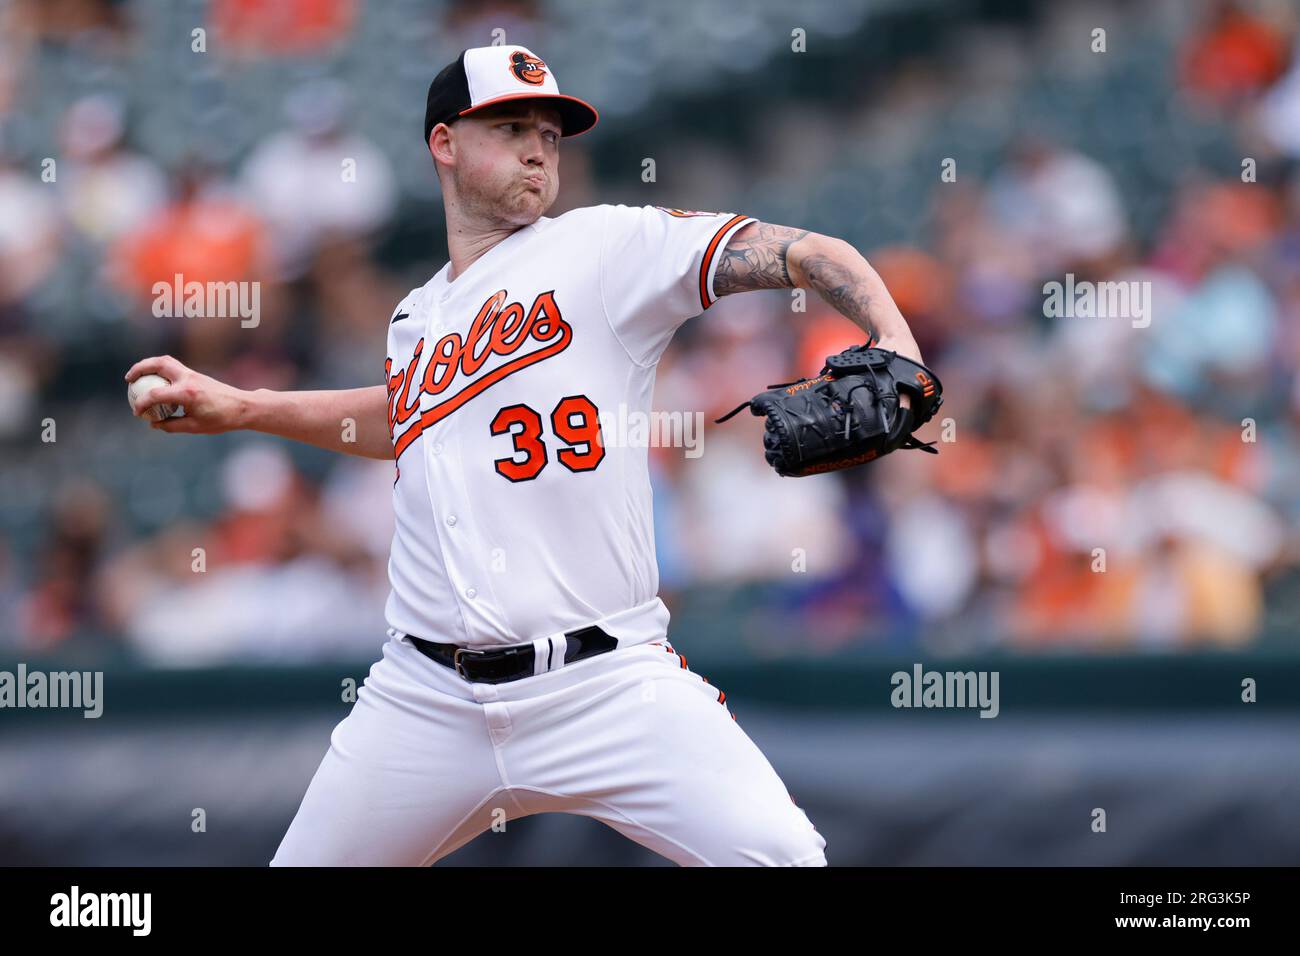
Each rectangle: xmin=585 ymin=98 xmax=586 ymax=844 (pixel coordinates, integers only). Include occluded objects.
xmin=126 ymin=45 xmax=927 ymax=866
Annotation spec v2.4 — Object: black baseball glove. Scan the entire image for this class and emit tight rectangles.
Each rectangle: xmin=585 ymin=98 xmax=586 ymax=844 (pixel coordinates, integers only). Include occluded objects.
xmin=715 ymin=345 xmax=944 ymax=477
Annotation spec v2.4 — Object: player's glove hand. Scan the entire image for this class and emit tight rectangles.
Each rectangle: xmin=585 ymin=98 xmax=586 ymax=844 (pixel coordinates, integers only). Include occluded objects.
xmin=715 ymin=344 xmax=943 ymax=477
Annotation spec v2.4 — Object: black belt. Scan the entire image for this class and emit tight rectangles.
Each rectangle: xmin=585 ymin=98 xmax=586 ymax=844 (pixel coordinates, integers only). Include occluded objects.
xmin=406 ymin=625 xmax=618 ymax=684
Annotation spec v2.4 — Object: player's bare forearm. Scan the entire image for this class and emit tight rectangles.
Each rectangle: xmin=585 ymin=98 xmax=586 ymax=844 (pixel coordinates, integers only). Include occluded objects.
xmin=125 ymin=355 xmax=394 ymax=460
xmin=244 ymin=386 xmax=394 ymax=460
xmin=714 ymin=222 xmax=922 ymax=365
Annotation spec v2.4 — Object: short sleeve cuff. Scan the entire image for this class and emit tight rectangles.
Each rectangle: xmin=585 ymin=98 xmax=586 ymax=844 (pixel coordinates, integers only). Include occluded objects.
xmin=699 ymin=214 xmax=757 ymax=312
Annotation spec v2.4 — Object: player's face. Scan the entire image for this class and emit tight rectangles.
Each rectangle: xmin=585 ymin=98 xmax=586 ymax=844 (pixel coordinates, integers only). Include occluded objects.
xmin=451 ymin=103 xmax=562 ymax=225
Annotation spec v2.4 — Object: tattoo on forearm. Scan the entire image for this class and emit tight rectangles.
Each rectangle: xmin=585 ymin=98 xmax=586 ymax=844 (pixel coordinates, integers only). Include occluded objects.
xmin=713 ymin=222 xmax=809 ymax=295
xmin=713 ymin=222 xmax=884 ymax=343
xmin=801 ymin=252 xmax=877 ymax=341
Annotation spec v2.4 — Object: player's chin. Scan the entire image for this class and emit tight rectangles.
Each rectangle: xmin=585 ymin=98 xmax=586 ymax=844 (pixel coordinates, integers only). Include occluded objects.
xmin=511 ymin=187 xmax=551 ymax=219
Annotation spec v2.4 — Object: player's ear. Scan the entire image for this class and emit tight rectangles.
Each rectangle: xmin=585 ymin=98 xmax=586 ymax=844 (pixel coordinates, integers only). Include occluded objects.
xmin=428 ymin=122 xmax=455 ymax=168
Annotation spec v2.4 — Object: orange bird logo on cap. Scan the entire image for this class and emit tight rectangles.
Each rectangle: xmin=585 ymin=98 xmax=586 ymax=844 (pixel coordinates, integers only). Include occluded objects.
xmin=509 ymin=51 xmax=548 ymax=85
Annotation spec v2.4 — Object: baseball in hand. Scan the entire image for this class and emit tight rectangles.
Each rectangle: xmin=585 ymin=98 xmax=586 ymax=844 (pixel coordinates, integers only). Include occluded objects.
xmin=127 ymin=373 xmax=182 ymax=422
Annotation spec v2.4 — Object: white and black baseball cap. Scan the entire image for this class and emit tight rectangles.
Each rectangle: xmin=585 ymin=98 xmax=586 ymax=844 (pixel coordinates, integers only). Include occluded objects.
xmin=424 ymin=45 xmax=598 ymax=146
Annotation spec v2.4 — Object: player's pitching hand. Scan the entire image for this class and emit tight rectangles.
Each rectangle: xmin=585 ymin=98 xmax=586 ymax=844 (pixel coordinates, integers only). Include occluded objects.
xmin=125 ymin=355 xmax=250 ymax=434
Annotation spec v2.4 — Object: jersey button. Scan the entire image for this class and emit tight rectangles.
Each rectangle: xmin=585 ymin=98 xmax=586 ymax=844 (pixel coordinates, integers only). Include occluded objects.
xmin=465 ymin=587 xmax=477 ymax=599
xmin=445 ymin=515 xmax=457 ymax=527
xmin=432 ymin=443 xmax=443 ymax=455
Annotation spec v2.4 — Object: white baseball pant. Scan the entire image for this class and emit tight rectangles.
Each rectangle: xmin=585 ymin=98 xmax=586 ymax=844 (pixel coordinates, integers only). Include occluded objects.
xmin=270 ymin=633 xmax=828 ymax=866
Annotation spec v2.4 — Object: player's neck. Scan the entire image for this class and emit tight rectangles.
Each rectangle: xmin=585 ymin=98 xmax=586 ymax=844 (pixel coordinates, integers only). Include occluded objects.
xmin=444 ymin=213 xmax=527 ymax=284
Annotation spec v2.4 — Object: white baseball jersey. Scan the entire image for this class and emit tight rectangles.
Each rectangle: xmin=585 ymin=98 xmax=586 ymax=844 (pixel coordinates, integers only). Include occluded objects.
xmin=382 ymin=203 xmax=755 ymax=651
xmin=275 ymin=201 xmax=828 ymax=868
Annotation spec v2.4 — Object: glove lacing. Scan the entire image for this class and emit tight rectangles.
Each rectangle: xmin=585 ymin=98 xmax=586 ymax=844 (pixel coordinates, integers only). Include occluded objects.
xmin=854 ymin=353 xmax=938 ymax=454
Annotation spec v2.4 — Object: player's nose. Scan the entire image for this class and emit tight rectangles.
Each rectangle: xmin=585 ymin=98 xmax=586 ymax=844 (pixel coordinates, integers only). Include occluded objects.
xmin=519 ymin=129 xmax=549 ymax=163
xmin=521 ymin=141 xmax=545 ymax=165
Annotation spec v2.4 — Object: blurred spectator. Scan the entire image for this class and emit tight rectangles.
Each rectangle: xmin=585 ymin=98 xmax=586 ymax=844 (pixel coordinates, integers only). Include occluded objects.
xmin=444 ymin=0 xmax=541 ymax=51
xmin=103 ymin=444 xmax=389 ymax=664
xmin=213 ymin=0 xmax=356 ymax=57
xmin=1144 ymin=261 xmax=1277 ymax=401
xmin=1145 ymin=181 xmax=1282 ymax=407
xmin=17 ymin=480 xmax=114 ymax=651
xmin=240 ymin=80 xmax=397 ymax=280
xmin=932 ymin=181 xmax=1040 ymax=328
xmin=884 ymin=492 xmax=979 ymax=624
xmin=985 ymin=137 xmax=1129 ymax=275
xmin=1180 ymin=0 xmax=1292 ymax=105
xmin=1255 ymin=37 xmax=1300 ymax=156
xmin=7 ymin=0 xmax=132 ymax=49
xmin=1151 ymin=180 xmax=1283 ymax=284
xmin=304 ymin=234 xmax=404 ymax=386
xmin=0 ymin=131 xmax=61 ymax=307
xmin=56 ymin=94 xmax=167 ymax=248
xmin=861 ymin=246 xmax=953 ymax=359
xmin=109 ymin=161 xmax=269 ymax=311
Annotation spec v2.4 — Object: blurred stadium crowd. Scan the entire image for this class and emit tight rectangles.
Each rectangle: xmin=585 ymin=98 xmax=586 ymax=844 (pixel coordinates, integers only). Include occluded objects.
xmin=1 ymin=0 xmax=1298 ymax=663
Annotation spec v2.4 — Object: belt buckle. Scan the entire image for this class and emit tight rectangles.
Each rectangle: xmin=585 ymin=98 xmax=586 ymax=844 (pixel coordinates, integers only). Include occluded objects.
xmin=453 ymin=646 xmax=488 ymax=681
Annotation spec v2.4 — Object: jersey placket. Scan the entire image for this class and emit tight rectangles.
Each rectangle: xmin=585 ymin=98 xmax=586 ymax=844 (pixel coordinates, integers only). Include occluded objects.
xmin=420 ymin=295 xmax=502 ymax=646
